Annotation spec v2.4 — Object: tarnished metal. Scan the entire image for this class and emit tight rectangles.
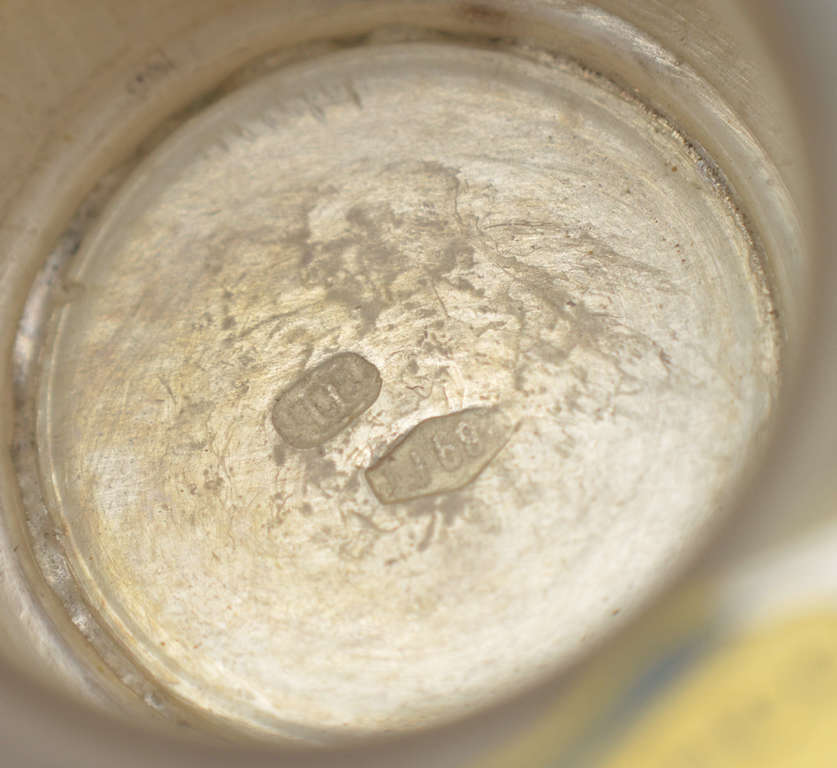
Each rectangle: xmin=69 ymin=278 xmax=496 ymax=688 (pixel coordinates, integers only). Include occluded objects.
xmin=2 ymin=0 xmax=836 ymax=761
xmin=366 ymin=407 xmax=514 ymax=504
xmin=272 ymin=352 xmax=382 ymax=449
xmin=10 ymin=39 xmax=780 ymax=738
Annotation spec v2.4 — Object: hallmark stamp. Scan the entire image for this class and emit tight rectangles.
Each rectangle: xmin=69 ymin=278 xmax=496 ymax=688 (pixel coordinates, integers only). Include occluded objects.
xmin=272 ymin=352 xmax=381 ymax=448
xmin=366 ymin=407 xmax=512 ymax=503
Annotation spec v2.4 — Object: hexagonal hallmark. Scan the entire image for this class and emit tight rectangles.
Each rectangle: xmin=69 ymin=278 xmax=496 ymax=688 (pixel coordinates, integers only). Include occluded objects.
xmin=366 ymin=407 xmax=513 ymax=504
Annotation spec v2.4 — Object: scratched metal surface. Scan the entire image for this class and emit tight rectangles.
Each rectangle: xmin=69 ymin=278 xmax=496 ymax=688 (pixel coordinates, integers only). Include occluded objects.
xmin=15 ymin=42 xmax=779 ymax=737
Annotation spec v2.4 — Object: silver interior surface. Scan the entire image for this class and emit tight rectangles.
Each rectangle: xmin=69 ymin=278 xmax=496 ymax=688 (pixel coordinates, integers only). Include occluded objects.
xmin=0 ymin=0 xmax=827 ymax=765
xmin=15 ymin=40 xmax=779 ymax=737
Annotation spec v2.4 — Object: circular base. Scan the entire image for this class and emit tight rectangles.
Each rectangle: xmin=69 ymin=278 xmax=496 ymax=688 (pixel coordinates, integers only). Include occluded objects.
xmin=34 ymin=42 xmax=777 ymax=736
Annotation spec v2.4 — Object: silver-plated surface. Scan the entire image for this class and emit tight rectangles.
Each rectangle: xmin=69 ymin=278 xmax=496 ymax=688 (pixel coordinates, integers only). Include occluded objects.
xmin=12 ymin=40 xmax=779 ymax=736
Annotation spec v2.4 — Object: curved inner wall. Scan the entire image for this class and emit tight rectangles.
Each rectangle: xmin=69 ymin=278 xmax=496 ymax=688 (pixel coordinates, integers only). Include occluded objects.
xmin=22 ymin=42 xmax=779 ymax=736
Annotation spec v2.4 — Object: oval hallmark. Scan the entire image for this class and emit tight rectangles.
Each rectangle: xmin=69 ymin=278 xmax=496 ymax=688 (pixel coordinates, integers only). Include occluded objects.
xmin=272 ymin=352 xmax=381 ymax=448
